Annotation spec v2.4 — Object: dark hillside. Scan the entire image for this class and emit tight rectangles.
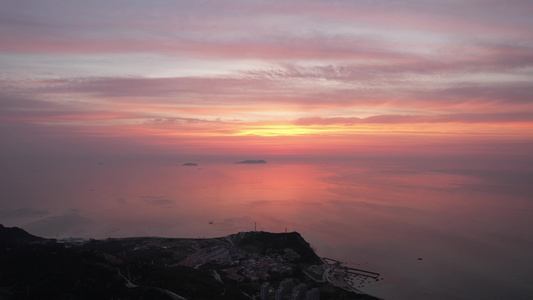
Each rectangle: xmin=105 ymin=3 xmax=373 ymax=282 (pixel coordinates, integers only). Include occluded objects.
xmin=0 ymin=224 xmax=46 ymax=246
xmin=0 ymin=226 xmax=379 ymax=300
xmin=229 ymin=231 xmax=321 ymax=264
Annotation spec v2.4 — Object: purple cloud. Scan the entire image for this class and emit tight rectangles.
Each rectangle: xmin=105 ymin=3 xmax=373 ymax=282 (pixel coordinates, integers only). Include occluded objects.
xmin=294 ymin=112 xmax=533 ymax=126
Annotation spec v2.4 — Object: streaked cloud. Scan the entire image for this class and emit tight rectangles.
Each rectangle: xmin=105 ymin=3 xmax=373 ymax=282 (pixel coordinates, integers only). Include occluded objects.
xmin=0 ymin=0 xmax=532 ymax=156
xmin=295 ymin=112 xmax=533 ymax=126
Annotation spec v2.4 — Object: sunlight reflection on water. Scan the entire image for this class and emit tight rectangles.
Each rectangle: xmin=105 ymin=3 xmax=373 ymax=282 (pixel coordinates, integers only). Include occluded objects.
xmin=1 ymin=155 xmax=532 ymax=300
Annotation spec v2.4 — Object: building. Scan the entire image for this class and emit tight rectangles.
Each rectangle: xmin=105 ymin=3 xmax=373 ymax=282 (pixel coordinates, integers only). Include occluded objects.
xmin=261 ymin=282 xmax=271 ymax=300
xmin=291 ymin=289 xmax=301 ymax=300
xmin=291 ymin=283 xmax=307 ymax=300
xmin=275 ymin=279 xmax=294 ymax=300
xmin=305 ymin=288 xmax=319 ymax=300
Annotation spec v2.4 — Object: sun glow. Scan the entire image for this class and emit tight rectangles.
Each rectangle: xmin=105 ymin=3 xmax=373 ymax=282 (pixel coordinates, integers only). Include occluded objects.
xmin=234 ymin=125 xmax=344 ymax=136
xmin=231 ymin=123 xmax=465 ymax=137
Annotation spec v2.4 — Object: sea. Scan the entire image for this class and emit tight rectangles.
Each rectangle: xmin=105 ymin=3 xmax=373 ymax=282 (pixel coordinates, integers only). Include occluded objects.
xmin=1 ymin=153 xmax=532 ymax=300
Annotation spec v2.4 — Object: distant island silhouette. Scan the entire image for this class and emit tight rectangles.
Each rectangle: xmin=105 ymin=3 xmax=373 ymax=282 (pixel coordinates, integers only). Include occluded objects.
xmin=235 ymin=160 xmax=267 ymax=164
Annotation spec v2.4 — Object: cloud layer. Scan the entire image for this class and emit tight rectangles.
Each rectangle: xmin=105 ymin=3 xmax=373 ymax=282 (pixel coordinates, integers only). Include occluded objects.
xmin=1 ymin=0 xmax=532 ymax=155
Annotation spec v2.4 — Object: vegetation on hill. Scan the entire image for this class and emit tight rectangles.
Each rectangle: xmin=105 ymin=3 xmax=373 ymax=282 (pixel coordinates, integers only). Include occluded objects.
xmin=0 ymin=225 xmax=379 ymax=300
xmin=229 ymin=231 xmax=321 ymax=264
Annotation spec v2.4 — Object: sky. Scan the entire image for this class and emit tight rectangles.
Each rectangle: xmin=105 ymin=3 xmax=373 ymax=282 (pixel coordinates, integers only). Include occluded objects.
xmin=1 ymin=0 xmax=533 ymax=157
xmin=2 ymin=3 xmax=533 ymax=298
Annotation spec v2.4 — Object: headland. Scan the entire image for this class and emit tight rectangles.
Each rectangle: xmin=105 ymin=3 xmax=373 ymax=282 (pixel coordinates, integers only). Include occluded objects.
xmin=0 ymin=225 xmax=381 ymax=299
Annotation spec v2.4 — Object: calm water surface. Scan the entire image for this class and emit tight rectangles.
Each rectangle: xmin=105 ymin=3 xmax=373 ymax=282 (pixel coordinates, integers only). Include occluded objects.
xmin=2 ymin=155 xmax=532 ymax=300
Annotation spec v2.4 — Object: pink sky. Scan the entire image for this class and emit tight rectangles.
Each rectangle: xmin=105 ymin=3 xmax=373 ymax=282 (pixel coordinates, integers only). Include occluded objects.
xmin=1 ymin=0 xmax=533 ymax=156
xmin=1 ymin=4 xmax=533 ymax=298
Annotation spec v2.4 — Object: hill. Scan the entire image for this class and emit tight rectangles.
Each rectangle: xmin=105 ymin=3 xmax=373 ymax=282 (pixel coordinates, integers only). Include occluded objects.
xmin=0 ymin=223 xmax=46 ymax=246
xmin=0 ymin=225 xmax=380 ymax=300
xmin=229 ymin=231 xmax=321 ymax=264
xmin=235 ymin=160 xmax=267 ymax=164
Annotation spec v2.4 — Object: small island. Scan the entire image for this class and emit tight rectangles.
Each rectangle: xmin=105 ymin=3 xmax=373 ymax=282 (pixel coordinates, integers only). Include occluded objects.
xmin=0 ymin=224 xmax=381 ymax=300
xmin=182 ymin=162 xmax=198 ymax=166
xmin=235 ymin=160 xmax=267 ymax=164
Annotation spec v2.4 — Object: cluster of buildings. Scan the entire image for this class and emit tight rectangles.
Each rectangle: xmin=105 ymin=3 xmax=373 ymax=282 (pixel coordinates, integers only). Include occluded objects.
xmin=178 ymin=244 xmax=243 ymax=267
xmin=178 ymin=244 xmax=299 ymax=282
xmin=261 ymin=279 xmax=319 ymax=300
xmin=172 ymin=238 xmax=324 ymax=299
xmin=222 ymin=255 xmax=293 ymax=282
